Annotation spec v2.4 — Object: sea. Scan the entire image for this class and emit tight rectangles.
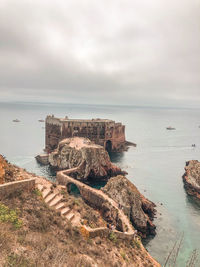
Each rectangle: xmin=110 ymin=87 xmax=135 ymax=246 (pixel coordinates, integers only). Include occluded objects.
xmin=0 ymin=101 xmax=200 ymax=266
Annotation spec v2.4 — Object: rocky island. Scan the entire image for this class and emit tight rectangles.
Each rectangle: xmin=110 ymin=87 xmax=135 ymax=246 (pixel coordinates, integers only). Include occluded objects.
xmin=183 ymin=160 xmax=200 ymax=200
xmin=48 ymin=137 xmax=124 ymax=180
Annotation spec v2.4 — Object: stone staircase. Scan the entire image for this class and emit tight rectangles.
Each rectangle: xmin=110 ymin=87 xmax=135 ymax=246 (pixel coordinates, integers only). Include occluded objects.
xmin=36 ymin=181 xmax=80 ymax=226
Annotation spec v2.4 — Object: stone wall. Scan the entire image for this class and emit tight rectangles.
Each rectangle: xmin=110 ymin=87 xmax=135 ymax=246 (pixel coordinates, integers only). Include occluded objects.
xmin=45 ymin=115 xmax=126 ymax=152
xmin=57 ymin=171 xmax=133 ymax=233
xmin=83 ymin=225 xmax=135 ymax=240
xmin=0 ymin=178 xmax=35 ymax=200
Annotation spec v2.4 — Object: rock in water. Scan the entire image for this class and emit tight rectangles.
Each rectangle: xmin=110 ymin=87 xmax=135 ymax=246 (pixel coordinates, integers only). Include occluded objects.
xmin=49 ymin=137 xmax=123 ymax=180
xmin=102 ymin=175 xmax=156 ymax=237
xmin=183 ymin=160 xmax=200 ymax=200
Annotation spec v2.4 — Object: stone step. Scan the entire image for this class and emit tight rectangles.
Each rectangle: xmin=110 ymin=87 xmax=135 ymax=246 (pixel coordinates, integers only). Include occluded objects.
xmin=42 ymin=188 xmax=51 ymax=199
xmin=49 ymin=195 xmax=63 ymax=207
xmin=66 ymin=212 xmax=75 ymax=221
xmin=55 ymin=202 xmax=66 ymax=210
xmin=70 ymin=215 xmax=80 ymax=225
xmin=61 ymin=207 xmax=71 ymax=216
xmin=44 ymin=192 xmax=57 ymax=204
xmin=37 ymin=184 xmax=44 ymax=192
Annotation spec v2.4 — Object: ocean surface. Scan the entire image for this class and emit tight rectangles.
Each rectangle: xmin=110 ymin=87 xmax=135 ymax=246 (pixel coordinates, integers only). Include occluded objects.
xmin=1 ymin=101 xmax=200 ymax=266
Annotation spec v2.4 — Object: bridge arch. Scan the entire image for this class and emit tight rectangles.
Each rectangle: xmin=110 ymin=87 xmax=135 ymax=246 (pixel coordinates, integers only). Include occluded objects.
xmin=66 ymin=182 xmax=81 ymax=195
xmin=105 ymin=140 xmax=112 ymax=152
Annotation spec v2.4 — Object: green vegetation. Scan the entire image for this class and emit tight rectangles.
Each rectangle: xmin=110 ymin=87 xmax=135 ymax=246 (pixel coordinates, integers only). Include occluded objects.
xmin=33 ymin=188 xmax=42 ymax=197
xmin=73 ymin=199 xmax=80 ymax=206
xmin=0 ymin=203 xmax=22 ymax=229
xmin=131 ymin=238 xmax=141 ymax=249
xmin=108 ymin=232 xmax=117 ymax=243
xmin=120 ymin=250 xmax=127 ymax=261
xmin=6 ymin=253 xmax=34 ymax=267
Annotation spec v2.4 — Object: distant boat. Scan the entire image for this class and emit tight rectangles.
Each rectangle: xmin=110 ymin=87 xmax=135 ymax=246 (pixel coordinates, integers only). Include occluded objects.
xmin=166 ymin=126 xmax=176 ymax=130
xmin=13 ymin=119 xmax=20 ymax=122
xmin=38 ymin=119 xmax=45 ymax=122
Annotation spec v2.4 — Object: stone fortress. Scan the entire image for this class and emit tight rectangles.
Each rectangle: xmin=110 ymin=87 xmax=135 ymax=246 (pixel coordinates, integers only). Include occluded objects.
xmin=45 ymin=115 xmax=134 ymax=153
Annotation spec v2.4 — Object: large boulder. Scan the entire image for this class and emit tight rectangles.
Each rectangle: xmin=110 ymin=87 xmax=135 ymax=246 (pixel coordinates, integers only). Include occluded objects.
xmin=101 ymin=175 xmax=156 ymax=237
xmin=183 ymin=160 xmax=200 ymax=200
xmin=49 ymin=137 xmax=123 ymax=180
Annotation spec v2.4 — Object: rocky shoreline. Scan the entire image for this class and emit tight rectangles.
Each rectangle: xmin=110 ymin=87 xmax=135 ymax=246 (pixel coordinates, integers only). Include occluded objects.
xmin=102 ymin=175 xmax=156 ymax=238
xmin=183 ymin=160 xmax=200 ymax=200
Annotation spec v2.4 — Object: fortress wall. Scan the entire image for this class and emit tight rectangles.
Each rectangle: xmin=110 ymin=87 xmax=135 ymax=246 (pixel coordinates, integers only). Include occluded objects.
xmin=45 ymin=115 xmax=126 ymax=152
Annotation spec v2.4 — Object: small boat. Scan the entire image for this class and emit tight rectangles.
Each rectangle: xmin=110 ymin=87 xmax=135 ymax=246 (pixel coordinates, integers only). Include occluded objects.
xmin=13 ymin=119 xmax=20 ymax=122
xmin=166 ymin=126 xmax=176 ymax=130
xmin=38 ymin=119 xmax=45 ymax=122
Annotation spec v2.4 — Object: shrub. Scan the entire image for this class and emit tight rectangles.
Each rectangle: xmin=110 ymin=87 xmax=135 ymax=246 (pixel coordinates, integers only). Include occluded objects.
xmin=0 ymin=203 xmax=22 ymax=229
xmin=33 ymin=188 xmax=42 ymax=197
xmin=80 ymin=226 xmax=89 ymax=240
xmin=73 ymin=199 xmax=80 ymax=206
xmin=108 ymin=232 xmax=117 ymax=243
xmin=120 ymin=250 xmax=127 ymax=260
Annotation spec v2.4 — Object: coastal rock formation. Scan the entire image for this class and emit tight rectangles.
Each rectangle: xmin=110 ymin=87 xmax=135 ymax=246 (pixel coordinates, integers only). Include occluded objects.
xmin=183 ymin=160 xmax=200 ymax=200
xmin=49 ymin=137 xmax=123 ymax=180
xmin=0 ymin=155 xmax=37 ymax=184
xmin=102 ymin=175 xmax=156 ymax=237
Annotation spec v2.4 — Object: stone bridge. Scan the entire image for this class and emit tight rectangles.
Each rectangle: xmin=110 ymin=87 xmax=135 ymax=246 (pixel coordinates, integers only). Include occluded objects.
xmin=57 ymin=169 xmax=135 ymax=235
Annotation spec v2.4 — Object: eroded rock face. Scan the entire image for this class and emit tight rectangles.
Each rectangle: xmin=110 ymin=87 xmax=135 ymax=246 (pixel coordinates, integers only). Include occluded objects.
xmin=101 ymin=175 xmax=156 ymax=237
xmin=0 ymin=155 xmax=6 ymax=184
xmin=183 ymin=160 xmax=200 ymax=200
xmin=49 ymin=137 xmax=123 ymax=180
xmin=0 ymin=155 xmax=22 ymax=184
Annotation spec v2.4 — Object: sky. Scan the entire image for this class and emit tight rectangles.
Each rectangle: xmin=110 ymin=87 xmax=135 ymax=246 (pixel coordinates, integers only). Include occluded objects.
xmin=0 ymin=0 xmax=199 ymax=107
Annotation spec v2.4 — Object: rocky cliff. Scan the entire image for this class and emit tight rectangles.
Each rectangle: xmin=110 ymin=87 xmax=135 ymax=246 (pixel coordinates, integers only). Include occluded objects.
xmin=183 ymin=160 xmax=200 ymax=200
xmin=102 ymin=175 xmax=156 ymax=237
xmin=0 ymin=155 xmax=26 ymax=184
xmin=49 ymin=137 xmax=123 ymax=180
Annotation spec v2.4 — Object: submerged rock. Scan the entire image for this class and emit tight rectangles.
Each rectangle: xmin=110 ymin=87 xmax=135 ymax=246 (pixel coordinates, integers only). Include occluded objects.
xmin=102 ymin=175 xmax=156 ymax=237
xmin=183 ymin=160 xmax=200 ymax=200
xmin=49 ymin=137 xmax=123 ymax=180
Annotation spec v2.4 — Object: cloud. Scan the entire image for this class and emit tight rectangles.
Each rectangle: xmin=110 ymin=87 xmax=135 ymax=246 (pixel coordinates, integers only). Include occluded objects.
xmin=0 ymin=0 xmax=199 ymax=107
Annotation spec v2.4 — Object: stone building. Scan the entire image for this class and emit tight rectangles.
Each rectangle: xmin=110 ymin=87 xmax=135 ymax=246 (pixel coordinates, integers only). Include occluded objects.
xmin=45 ymin=115 xmax=128 ymax=153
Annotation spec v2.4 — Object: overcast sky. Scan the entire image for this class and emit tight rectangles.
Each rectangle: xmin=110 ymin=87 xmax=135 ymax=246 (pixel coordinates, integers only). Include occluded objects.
xmin=0 ymin=0 xmax=199 ymax=107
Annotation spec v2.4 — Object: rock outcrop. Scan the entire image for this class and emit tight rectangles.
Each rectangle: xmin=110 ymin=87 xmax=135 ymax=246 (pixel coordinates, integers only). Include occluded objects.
xmin=0 ymin=155 xmax=24 ymax=184
xmin=49 ymin=137 xmax=123 ymax=180
xmin=183 ymin=160 xmax=200 ymax=200
xmin=102 ymin=175 xmax=156 ymax=237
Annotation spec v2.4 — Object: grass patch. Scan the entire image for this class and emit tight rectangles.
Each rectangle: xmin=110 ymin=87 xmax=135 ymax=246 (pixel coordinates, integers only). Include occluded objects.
xmin=131 ymin=238 xmax=141 ymax=249
xmin=6 ymin=253 xmax=34 ymax=267
xmin=0 ymin=203 xmax=22 ymax=229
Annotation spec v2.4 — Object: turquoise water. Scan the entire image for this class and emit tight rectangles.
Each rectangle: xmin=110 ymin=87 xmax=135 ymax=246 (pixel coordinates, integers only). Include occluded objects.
xmin=1 ymin=102 xmax=200 ymax=266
